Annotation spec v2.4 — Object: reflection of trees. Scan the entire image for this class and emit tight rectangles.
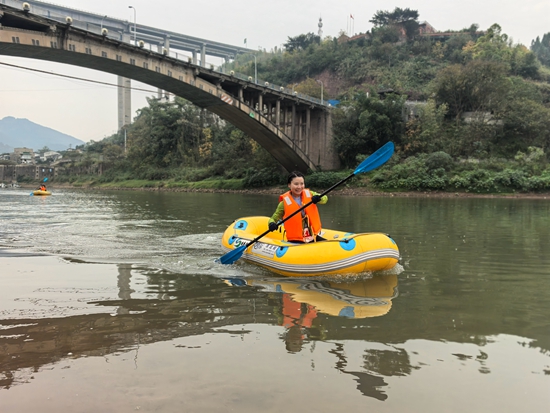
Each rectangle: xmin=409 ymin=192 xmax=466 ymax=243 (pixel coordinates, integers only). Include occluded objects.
xmin=362 ymin=348 xmax=415 ymax=377
xmin=330 ymin=343 xmax=389 ymax=401
xmin=344 ymin=371 xmax=389 ymax=401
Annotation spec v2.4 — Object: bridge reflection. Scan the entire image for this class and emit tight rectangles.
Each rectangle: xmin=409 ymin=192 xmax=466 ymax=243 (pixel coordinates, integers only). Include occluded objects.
xmin=0 ymin=262 xmax=398 ymax=391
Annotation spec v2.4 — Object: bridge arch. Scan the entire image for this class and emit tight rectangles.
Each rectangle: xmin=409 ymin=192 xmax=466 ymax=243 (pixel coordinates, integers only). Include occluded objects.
xmin=0 ymin=4 xmax=340 ymax=172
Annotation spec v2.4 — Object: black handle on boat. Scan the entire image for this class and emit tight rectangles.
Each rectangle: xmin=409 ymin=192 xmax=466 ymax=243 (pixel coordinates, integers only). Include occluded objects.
xmin=217 ymin=142 xmax=395 ymax=265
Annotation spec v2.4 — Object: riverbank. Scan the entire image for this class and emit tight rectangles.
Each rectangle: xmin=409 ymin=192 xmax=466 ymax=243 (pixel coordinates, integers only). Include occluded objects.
xmin=22 ymin=182 xmax=550 ymax=199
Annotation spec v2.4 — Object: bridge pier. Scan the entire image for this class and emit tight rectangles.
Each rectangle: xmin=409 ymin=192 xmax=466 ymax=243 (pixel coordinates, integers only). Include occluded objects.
xmin=117 ymin=75 xmax=132 ymax=129
xmin=116 ymin=32 xmax=133 ymax=129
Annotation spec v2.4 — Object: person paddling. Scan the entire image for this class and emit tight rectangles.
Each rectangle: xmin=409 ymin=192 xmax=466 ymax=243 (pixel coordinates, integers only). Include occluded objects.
xmin=268 ymin=171 xmax=327 ymax=243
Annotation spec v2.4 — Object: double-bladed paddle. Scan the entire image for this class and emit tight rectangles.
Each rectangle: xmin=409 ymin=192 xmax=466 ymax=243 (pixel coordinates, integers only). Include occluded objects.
xmin=217 ymin=141 xmax=395 ymax=265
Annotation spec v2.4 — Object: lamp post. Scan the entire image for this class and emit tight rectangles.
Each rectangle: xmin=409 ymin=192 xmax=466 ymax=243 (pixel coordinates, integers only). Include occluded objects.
xmin=239 ymin=52 xmax=257 ymax=84
xmin=100 ymin=15 xmax=107 ymax=32
xmin=253 ymin=54 xmax=257 ymax=84
xmin=316 ymin=79 xmax=324 ymax=105
xmin=128 ymin=6 xmax=136 ymax=45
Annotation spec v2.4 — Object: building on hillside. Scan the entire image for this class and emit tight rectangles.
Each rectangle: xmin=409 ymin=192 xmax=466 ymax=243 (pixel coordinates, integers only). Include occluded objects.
xmin=12 ymin=147 xmax=35 ymax=164
xmin=403 ymin=101 xmax=428 ymax=122
xmin=337 ymin=33 xmax=350 ymax=44
xmin=42 ymin=151 xmax=63 ymax=162
xmin=418 ymin=21 xmax=437 ymax=35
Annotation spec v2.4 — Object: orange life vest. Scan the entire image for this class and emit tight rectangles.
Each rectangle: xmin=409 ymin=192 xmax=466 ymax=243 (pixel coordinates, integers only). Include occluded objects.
xmin=279 ymin=189 xmax=322 ymax=242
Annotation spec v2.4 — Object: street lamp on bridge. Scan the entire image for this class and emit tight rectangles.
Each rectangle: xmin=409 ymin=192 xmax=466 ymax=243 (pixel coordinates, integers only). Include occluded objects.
xmin=252 ymin=54 xmax=257 ymax=84
xmin=238 ymin=52 xmax=257 ymax=84
xmin=100 ymin=15 xmax=107 ymax=32
xmin=316 ymin=79 xmax=324 ymax=105
xmin=128 ymin=6 xmax=136 ymax=45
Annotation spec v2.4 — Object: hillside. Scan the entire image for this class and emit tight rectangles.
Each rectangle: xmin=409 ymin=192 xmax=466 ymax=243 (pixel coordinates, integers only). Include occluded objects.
xmin=55 ymin=8 xmax=550 ymax=194
xmin=0 ymin=116 xmax=85 ymax=152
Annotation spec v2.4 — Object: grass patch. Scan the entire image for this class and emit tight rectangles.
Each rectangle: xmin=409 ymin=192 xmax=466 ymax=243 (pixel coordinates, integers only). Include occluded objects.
xmin=96 ymin=179 xmax=160 ymax=188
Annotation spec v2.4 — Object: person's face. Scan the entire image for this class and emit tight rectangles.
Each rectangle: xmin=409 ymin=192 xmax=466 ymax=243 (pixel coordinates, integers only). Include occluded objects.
xmin=288 ymin=176 xmax=305 ymax=197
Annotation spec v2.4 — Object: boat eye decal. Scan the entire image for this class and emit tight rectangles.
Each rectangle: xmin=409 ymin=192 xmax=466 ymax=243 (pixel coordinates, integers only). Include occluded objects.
xmin=339 ymin=238 xmax=356 ymax=251
xmin=235 ymin=220 xmax=248 ymax=230
xmin=276 ymin=246 xmax=289 ymax=258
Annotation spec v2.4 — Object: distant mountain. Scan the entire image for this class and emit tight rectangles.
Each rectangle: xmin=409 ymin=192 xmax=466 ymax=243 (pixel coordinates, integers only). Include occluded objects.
xmin=0 ymin=116 xmax=85 ymax=153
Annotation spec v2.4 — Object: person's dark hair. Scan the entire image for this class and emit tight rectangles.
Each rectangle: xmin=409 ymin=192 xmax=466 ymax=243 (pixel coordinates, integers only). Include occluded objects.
xmin=287 ymin=171 xmax=305 ymax=184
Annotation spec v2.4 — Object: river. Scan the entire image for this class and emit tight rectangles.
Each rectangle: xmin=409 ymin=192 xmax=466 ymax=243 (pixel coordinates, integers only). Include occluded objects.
xmin=1 ymin=188 xmax=549 ymax=412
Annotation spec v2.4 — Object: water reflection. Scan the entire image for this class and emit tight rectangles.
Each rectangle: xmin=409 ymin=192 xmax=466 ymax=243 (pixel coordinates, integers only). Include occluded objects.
xmin=2 ymin=190 xmax=550 ymax=410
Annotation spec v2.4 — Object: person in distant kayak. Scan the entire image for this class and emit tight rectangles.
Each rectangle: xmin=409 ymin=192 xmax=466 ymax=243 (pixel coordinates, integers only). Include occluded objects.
xmin=268 ymin=171 xmax=327 ymax=243
xmin=38 ymin=184 xmax=47 ymax=191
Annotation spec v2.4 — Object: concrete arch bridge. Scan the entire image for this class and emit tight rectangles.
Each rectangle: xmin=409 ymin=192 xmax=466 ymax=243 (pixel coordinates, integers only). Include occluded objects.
xmin=0 ymin=4 xmax=340 ymax=172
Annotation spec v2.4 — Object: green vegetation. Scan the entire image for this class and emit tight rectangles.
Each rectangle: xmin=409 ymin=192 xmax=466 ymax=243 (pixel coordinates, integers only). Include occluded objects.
xmin=56 ymin=7 xmax=550 ymax=194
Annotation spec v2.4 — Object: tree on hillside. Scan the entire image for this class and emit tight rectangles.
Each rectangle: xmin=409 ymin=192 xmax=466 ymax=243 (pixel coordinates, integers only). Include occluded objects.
xmin=284 ymin=33 xmax=320 ymax=52
xmin=290 ymin=78 xmax=326 ymax=99
xmin=126 ymin=97 xmax=224 ymax=171
xmin=531 ymin=33 xmax=550 ymax=66
xmin=369 ymin=7 xmax=420 ymax=40
xmin=431 ymin=60 xmax=509 ymax=121
xmin=333 ymin=90 xmax=405 ymax=167
xmin=462 ymin=24 xmax=540 ymax=78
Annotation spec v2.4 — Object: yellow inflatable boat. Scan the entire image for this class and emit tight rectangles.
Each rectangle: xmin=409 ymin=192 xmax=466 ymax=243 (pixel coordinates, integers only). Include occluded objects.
xmin=32 ymin=190 xmax=51 ymax=196
xmin=221 ymin=216 xmax=400 ymax=277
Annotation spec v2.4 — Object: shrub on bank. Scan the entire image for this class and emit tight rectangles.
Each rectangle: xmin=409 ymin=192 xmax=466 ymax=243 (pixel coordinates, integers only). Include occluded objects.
xmin=243 ymin=167 xmax=283 ymax=188
xmin=306 ymin=171 xmax=354 ymax=188
xmin=370 ymin=152 xmax=550 ymax=193
xmin=370 ymin=154 xmax=449 ymax=190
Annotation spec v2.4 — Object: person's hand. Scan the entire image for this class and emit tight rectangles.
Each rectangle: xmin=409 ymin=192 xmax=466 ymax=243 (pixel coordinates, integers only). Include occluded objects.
xmin=311 ymin=195 xmax=321 ymax=204
xmin=268 ymin=222 xmax=279 ymax=232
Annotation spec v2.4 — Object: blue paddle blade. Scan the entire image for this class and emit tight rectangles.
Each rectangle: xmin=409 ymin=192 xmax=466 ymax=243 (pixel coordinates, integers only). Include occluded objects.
xmin=217 ymin=245 xmax=247 ymax=265
xmin=354 ymin=142 xmax=394 ymax=175
xmin=43 ymin=177 xmax=48 ymax=182
xmin=29 ymin=192 xmax=33 ymax=196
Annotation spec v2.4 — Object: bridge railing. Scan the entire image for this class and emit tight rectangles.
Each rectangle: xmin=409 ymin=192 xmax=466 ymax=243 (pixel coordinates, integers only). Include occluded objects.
xmin=101 ymin=34 xmax=330 ymax=108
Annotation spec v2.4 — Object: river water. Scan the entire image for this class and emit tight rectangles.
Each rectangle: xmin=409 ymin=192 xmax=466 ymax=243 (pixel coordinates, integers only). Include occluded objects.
xmin=0 ymin=188 xmax=549 ymax=412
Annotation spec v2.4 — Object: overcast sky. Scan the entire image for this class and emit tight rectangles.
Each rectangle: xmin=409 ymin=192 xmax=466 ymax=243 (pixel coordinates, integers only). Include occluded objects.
xmin=0 ymin=0 xmax=548 ymax=143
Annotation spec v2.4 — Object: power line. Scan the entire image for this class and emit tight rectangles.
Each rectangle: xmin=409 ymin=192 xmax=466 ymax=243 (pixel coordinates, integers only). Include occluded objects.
xmin=0 ymin=61 xmax=158 ymax=93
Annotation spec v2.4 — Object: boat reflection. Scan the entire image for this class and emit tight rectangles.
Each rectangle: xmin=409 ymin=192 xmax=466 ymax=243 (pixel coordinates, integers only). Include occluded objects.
xmin=225 ymin=274 xmax=398 ymax=354
xmin=224 ymin=274 xmax=399 ymax=319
